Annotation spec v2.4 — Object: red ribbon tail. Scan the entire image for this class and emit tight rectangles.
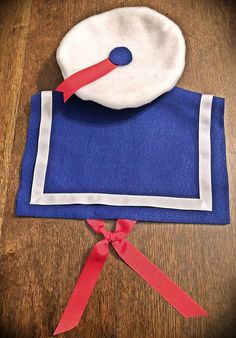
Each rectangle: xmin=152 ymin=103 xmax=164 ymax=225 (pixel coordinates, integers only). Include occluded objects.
xmin=56 ymin=58 xmax=117 ymax=102
xmin=112 ymin=239 xmax=208 ymax=318
xmin=53 ymin=240 xmax=109 ymax=335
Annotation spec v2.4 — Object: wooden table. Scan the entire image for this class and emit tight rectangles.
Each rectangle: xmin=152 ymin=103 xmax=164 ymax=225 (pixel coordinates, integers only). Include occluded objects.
xmin=0 ymin=1 xmax=235 ymax=337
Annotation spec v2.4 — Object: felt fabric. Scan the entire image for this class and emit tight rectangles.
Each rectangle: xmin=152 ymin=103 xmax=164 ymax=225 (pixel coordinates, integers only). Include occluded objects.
xmin=56 ymin=7 xmax=186 ymax=109
xmin=16 ymin=87 xmax=230 ymax=224
xmin=109 ymin=47 xmax=133 ymax=66
xmin=29 ymin=91 xmax=212 ymax=209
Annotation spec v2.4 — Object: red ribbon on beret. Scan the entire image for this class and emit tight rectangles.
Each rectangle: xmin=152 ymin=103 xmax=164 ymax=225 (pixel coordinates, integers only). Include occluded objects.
xmin=53 ymin=219 xmax=207 ymax=335
xmin=56 ymin=58 xmax=117 ymax=102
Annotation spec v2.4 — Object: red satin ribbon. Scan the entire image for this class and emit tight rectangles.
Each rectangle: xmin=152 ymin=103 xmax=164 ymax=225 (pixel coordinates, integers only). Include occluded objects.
xmin=54 ymin=219 xmax=207 ymax=335
xmin=56 ymin=58 xmax=117 ymax=102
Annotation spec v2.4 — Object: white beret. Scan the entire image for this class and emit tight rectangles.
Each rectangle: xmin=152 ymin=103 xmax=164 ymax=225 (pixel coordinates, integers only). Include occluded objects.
xmin=56 ymin=7 xmax=186 ymax=109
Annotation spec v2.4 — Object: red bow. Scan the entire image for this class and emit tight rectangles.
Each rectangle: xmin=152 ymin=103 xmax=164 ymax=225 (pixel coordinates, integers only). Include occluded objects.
xmin=54 ymin=219 xmax=207 ymax=335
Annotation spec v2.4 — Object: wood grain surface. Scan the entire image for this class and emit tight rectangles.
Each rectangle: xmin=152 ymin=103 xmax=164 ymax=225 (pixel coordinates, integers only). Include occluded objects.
xmin=0 ymin=1 xmax=236 ymax=337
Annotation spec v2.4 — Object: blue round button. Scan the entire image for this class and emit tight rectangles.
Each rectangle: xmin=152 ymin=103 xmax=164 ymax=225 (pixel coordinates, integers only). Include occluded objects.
xmin=109 ymin=47 xmax=132 ymax=66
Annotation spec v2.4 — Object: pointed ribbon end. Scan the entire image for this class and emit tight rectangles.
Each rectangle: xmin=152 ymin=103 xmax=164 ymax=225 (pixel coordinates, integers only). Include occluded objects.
xmin=184 ymin=306 xmax=208 ymax=319
xmin=53 ymin=327 xmax=63 ymax=336
xmin=53 ymin=328 xmax=61 ymax=336
xmin=55 ymin=87 xmax=69 ymax=103
xmin=192 ymin=308 xmax=208 ymax=318
xmin=53 ymin=322 xmax=77 ymax=336
xmin=63 ymin=95 xmax=69 ymax=103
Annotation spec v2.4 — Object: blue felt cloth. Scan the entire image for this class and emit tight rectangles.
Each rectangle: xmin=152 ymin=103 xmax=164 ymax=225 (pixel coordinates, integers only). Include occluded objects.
xmin=16 ymin=87 xmax=230 ymax=224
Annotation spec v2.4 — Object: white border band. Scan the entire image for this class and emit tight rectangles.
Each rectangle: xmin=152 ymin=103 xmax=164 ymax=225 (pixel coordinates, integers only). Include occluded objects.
xmin=30 ymin=91 xmax=213 ymax=210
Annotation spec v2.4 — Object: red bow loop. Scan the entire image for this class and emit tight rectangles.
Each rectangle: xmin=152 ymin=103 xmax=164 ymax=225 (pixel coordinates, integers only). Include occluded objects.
xmin=115 ymin=219 xmax=137 ymax=238
xmin=86 ymin=219 xmax=105 ymax=234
